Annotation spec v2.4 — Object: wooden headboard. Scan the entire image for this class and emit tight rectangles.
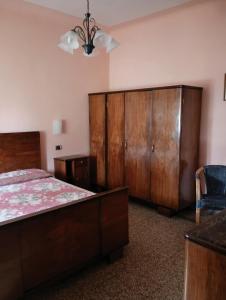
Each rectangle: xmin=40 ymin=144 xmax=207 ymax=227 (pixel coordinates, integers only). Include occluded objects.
xmin=0 ymin=132 xmax=41 ymax=173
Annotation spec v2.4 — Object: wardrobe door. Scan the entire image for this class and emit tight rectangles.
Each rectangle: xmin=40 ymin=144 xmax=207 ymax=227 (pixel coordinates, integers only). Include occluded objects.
xmin=107 ymin=93 xmax=125 ymax=189
xmin=179 ymin=87 xmax=202 ymax=209
xmin=150 ymin=88 xmax=182 ymax=210
xmin=125 ymin=91 xmax=152 ymax=200
xmin=89 ymin=94 xmax=106 ymax=187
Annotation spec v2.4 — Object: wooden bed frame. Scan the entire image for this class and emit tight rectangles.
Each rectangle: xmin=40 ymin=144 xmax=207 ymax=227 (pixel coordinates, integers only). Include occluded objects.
xmin=0 ymin=132 xmax=129 ymax=300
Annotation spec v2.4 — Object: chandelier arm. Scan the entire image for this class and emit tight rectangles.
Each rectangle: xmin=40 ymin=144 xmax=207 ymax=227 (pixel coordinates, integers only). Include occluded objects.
xmin=89 ymin=17 xmax=96 ymax=28
xmin=90 ymin=26 xmax=98 ymax=42
xmin=83 ymin=16 xmax=89 ymax=33
xmin=83 ymin=15 xmax=98 ymax=44
xmin=73 ymin=26 xmax=86 ymax=43
xmin=83 ymin=17 xmax=97 ymax=31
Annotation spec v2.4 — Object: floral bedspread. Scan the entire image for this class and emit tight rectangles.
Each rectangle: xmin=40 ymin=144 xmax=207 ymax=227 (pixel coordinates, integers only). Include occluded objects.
xmin=0 ymin=170 xmax=95 ymax=224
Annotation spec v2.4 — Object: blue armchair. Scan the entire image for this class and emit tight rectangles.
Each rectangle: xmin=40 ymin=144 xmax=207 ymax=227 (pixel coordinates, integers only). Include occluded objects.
xmin=196 ymin=165 xmax=226 ymax=224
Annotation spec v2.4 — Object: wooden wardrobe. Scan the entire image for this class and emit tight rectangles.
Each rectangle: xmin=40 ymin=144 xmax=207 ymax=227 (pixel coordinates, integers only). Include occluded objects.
xmin=89 ymin=85 xmax=202 ymax=214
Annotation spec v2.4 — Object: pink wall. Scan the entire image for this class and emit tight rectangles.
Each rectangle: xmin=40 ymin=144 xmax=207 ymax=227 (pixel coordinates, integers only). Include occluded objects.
xmin=109 ymin=0 xmax=226 ymax=165
xmin=1 ymin=0 xmax=226 ymax=172
xmin=0 ymin=1 xmax=109 ymax=172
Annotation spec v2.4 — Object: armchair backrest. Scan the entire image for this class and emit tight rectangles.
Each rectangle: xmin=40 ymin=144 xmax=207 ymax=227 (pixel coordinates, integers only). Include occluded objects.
xmin=204 ymin=165 xmax=226 ymax=196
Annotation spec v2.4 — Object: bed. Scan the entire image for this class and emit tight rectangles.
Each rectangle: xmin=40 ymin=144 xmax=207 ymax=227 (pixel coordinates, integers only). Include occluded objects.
xmin=0 ymin=132 xmax=128 ymax=300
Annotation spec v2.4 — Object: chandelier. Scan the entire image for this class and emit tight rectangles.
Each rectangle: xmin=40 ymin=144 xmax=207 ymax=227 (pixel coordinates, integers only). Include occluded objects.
xmin=58 ymin=0 xmax=119 ymax=56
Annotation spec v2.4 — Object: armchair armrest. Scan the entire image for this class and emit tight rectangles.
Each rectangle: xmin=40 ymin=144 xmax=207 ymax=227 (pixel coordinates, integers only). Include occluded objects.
xmin=195 ymin=167 xmax=205 ymax=224
xmin=196 ymin=167 xmax=204 ymax=201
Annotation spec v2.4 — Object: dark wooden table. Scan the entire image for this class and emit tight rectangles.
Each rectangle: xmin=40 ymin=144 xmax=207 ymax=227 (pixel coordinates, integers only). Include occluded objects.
xmin=54 ymin=155 xmax=90 ymax=189
xmin=184 ymin=210 xmax=226 ymax=300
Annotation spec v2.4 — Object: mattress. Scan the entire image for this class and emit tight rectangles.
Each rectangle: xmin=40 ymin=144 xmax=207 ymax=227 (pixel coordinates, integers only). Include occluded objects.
xmin=0 ymin=169 xmax=95 ymax=225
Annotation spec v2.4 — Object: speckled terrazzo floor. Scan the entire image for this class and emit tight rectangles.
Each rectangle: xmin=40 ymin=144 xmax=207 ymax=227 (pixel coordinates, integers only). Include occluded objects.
xmin=24 ymin=202 xmax=195 ymax=300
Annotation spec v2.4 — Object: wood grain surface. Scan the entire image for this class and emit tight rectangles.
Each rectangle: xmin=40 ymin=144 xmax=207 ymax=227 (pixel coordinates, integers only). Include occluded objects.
xmin=107 ymin=92 xmax=125 ymax=189
xmin=150 ymin=88 xmax=181 ymax=209
xmin=89 ymin=94 xmax=106 ymax=187
xmin=184 ymin=240 xmax=226 ymax=300
xmin=0 ymin=131 xmax=41 ymax=173
xmin=125 ymin=91 xmax=152 ymax=200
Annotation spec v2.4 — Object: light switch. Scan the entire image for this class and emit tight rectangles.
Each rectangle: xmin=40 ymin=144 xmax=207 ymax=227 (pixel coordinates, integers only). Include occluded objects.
xmin=55 ymin=145 xmax=62 ymax=150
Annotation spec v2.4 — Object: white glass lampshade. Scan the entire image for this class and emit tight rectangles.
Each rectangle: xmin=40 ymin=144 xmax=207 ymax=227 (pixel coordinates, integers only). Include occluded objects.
xmin=106 ymin=38 xmax=120 ymax=53
xmin=58 ymin=31 xmax=80 ymax=54
xmin=93 ymin=30 xmax=109 ymax=48
xmin=93 ymin=30 xmax=119 ymax=53
xmin=53 ymin=120 xmax=63 ymax=135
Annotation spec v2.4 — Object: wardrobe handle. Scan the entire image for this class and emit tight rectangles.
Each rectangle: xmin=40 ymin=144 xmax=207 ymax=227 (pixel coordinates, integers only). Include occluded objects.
xmin=124 ymin=140 xmax=128 ymax=150
xmin=151 ymin=144 xmax=155 ymax=152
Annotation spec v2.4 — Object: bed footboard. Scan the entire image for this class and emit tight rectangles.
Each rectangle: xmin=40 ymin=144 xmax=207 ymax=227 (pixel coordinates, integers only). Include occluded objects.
xmin=99 ymin=187 xmax=129 ymax=256
xmin=0 ymin=187 xmax=128 ymax=300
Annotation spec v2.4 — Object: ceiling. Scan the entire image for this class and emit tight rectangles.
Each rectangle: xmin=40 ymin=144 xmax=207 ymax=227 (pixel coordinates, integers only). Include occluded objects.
xmin=25 ymin=0 xmax=193 ymax=27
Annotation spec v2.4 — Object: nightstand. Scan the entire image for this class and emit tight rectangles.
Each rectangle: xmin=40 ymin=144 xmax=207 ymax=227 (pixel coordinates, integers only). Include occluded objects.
xmin=54 ymin=155 xmax=90 ymax=189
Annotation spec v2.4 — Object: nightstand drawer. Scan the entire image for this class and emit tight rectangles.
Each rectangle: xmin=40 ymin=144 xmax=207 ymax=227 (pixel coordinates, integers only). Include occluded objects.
xmin=74 ymin=159 xmax=88 ymax=167
xmin=54 ymin=155 xmax=91 ymax=189
xmin=73 ymin=166 xmax=89 ymax=181
xmin=72 ymin=161 xmax=90 ymax=189
xmin=54 ymin=159 xmax=70 ymax=182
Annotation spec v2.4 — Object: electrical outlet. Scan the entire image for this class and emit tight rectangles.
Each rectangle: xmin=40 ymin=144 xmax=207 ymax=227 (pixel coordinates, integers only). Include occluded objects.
xmin=55 ymin=145 xmax=62 ymax=150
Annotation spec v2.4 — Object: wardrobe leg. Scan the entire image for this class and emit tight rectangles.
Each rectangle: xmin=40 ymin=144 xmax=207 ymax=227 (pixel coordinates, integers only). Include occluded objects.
xmin=107 ymin=248 xmax=124 ymax=263
xmin=157 ymin=206 xmax=176 ymax=217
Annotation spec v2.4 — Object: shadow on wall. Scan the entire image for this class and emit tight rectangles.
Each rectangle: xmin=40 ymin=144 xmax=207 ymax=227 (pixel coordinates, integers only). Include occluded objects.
xmin=190 ymin=79 xmax=214 ymax=166
xmin=62 ymin=120 xmax=67 ymax=134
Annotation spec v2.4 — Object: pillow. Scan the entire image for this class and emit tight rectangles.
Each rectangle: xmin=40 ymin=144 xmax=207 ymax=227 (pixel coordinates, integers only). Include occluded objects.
xmin=0 ymin=169 xmax=51 ymax=186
